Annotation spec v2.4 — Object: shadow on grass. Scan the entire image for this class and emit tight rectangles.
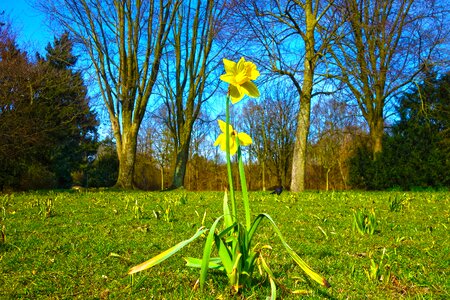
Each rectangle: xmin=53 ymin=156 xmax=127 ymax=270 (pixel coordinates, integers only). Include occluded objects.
xmin=0 ymin=242 xmax=17 ymax=253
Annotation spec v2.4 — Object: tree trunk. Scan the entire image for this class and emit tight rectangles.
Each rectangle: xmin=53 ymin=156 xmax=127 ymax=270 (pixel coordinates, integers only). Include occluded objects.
xmin=326 ymin=168 xmax=331 ymax=191
xmin=370 ymin=119 xmax=384 ymax=159
xmin=262 ymin=160 xmax=266 ymax=191
xmin=115 ymin=130 xmax=138 ymax=189
xmin=290 ymin=95 xmax=311 ymax=192
xmin=171 ymin=134 xmax=191 ymax=189
xmin=290 ymin=1 xmax=316 ymax=192
xmin=111 ymin=111 xmax=140 ymax=189
xmin=160 ymin=166 xmax=164 ymax=191
xmin=338 ymin=159 xmax=348 ymax=190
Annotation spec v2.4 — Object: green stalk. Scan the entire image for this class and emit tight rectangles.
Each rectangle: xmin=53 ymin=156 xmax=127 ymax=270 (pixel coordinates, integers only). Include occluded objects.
xmin=225 ymin=95 xmax=236 ymax=220
xmin=237 ymin=142 xmax=251 ymax=231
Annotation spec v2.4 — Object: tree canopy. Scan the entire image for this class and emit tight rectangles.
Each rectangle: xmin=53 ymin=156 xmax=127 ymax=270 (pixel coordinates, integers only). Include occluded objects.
xmin=0 ymin=31 xmax=98 ymax=190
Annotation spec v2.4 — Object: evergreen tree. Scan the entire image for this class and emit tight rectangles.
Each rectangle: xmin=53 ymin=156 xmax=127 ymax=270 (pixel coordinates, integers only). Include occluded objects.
xmin=0 ymin=31 xmax=98 ymax=190
xmin=0 ymin=33 xmax=40 ymax=188
xmin=389 ymin=71 xmax=450 ymax=188
xmin=35 ymin=33 xmax=98 ymax=188
xmin=350 ymin=71 xmax=450 ymax=190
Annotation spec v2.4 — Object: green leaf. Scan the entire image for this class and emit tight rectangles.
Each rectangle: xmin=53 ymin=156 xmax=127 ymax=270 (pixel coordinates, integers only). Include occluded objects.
xmin=223 ymin=191 xmax=233 ymax=229
xmin=230 ymin=252 xmax=243 ymax=290
xmin=184 ymin=257 xmax=224 ymax=271
xmin=244 ymin=250 xmax=259 ymax=273
xmin=200 ymin=216 xmax=223 ymax=289
xmin=259 ymin=253 xmax=277 ymax=300
xmin=218 ymin=223 xmax=237 ymax=239
xmin=268 ymin=276 xmax=277 ymax=300
xmin=128 ymin=227 xmax=207 ymax=275
xmin=247 ymin=214 xmax=264 ymax=248
xmin=215 ymin=233 xmax=234 ymax=275
xmin=256 ymin=213 xmax=330 ymax=288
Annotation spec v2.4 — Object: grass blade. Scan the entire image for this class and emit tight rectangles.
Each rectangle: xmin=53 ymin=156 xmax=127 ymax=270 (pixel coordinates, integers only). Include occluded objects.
xmin=128 ymin=227 xmax=207 ymax=275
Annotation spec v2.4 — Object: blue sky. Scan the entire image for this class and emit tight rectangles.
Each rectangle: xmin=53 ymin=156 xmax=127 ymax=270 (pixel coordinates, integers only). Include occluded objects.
xmin=2 ymin=0 xmax=53 ymax=55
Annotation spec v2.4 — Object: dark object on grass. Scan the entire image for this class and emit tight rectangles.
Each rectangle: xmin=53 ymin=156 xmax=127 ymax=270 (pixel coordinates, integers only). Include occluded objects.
xmin=271 ymin=186 xmax=283 ymax=195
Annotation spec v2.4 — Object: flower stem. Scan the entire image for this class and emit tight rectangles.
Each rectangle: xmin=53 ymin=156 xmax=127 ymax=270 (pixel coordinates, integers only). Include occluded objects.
xmin=237 ymin=142 xmax=251 ymax=231
xmin=225 ymin=96 xmax=236 ymax=220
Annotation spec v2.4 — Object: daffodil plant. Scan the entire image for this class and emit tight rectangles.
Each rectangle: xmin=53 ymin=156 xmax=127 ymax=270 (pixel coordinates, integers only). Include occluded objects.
xmin=128 ymin=57 xmax=330 ymax=297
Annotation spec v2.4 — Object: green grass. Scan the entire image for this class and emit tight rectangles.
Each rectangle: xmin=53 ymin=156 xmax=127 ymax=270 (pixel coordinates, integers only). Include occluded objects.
xmin=0 ymin=190 xmax=448 ymax=299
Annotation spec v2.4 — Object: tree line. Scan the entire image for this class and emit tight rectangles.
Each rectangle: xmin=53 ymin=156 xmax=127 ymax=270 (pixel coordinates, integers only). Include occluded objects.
xmin=1 ymin=0 xmax=449 ymax=191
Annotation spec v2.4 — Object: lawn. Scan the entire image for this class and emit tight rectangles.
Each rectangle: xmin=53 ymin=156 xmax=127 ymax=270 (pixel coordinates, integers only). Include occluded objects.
xmin=0 ymin=190 xmax=448 ymax=299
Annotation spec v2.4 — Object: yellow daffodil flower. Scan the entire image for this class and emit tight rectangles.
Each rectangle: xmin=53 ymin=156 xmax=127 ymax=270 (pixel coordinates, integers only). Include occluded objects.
xmin=214 ymin=120 xmax=252 ymax=156
xmin=220 ymin=57 xmax=260 ymax=103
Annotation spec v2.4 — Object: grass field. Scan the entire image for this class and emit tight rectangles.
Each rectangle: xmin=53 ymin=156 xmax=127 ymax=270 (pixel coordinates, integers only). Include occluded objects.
xmin=0 ymin=190 xmax=448 ymax=299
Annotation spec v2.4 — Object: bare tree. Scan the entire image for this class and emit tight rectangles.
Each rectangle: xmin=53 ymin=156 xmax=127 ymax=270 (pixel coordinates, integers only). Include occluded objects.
xmin=159 ymin=0 xmax=223 ymax=189
xmin=330 ymin=0 xmax=449 ymax=158
xmin=243 ymin=102 xmax=269 ymax=191
xmin=242 ymin=82 xmax=298 ymax=189
xmin=185 ymin=115 xmax=212 ymax=190
xmin=146 ymin=106 xmax=175 ymax=190
xmin=309 ymin=98 xmax=363 ymax=190
xmin=229 ymin=0 xmax=337 ymax=191
xmin=39 ymin=0 xmax=181 ymax=188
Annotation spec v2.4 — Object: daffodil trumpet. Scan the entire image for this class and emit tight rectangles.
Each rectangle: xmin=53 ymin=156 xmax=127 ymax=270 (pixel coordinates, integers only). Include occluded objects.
xmin=220 ymin=57 xmax=260 ymax=103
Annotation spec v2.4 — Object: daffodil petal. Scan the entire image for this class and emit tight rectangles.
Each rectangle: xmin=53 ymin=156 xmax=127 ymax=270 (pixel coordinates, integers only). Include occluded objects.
xmin=230 ymin=94 xmax=245 ymax=104
xmin=229 ymin=85 xmax=244 ymax=103
xmin=218 ymin=120 xmax=227 ymax=133
xmin=229 ymin=138 xmax=238 ymax=156
xmin=215 ymin=134 xmax=227 ymax=152
xmin=238 ymin=132 xmax=253 ymax=146
xmin=220 ymin=140 xmax=227 ymax=152
xmin=240 ymin=81 xmax=260 ymax=98
xmin=213 ymin=133 xmax=223 ymax=147
xmin=245 ymin=61 xmax=260 ymax=80
xmin=220 ymin=74 xmax=235 ymax=85
xmin=234 ymin=71 xmax=248 ymax=85
xmin=218 ymin=120 xmax=233 ymax=134
xmin=223 ymin=59 xmax=236 ymax=74
xmin=236 ymin=57 xmax=246 ymax=72
xmin=220 ymin=57 xmax=260 ymax=103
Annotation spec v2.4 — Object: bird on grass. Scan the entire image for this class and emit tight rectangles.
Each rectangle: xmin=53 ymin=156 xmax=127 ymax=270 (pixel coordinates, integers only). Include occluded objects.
xmin=270 ymin=186 xmax=283 ymax=195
